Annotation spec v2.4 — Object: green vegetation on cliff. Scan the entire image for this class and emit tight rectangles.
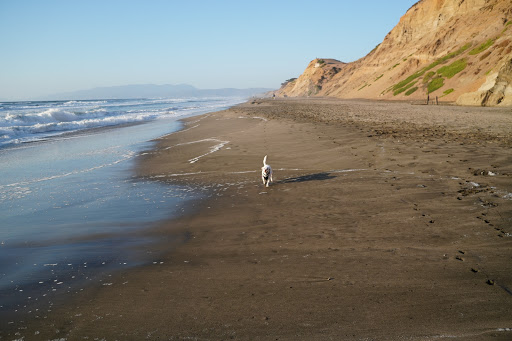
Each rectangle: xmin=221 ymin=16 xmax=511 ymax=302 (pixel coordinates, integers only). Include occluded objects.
xmin=428 ymin=77 xmax=444 ymax=93
xmin=394 ymin=81 xmax=417 ymax=96
xmin=405 ymin=87 xmax=418 ymax=96
xmin=442 ymin=88 xmax=454 ymax=96
xmin=437 ymin=58 xmax=467 ymax=78
xmin=423 ymin=71 xmax=436 ymax=83
xmin=281 ymin=78 xmax=297 ymax=87
xmin=469 ymin=39 xmax=494 ymax=55
xmin=391 ymin=43 xmax=471 ymax=96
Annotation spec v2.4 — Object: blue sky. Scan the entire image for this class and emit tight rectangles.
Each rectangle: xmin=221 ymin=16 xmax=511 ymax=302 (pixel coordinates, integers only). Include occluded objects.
xmin=0 ymin=0 xmax=418 ymax=100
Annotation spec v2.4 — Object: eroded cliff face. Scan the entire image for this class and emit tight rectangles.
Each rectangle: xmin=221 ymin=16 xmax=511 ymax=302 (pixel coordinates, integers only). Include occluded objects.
xmin=279 ymin=59 xmax=346 ymax=97
xmin=278 ymin=0 xmax=512 ymax=106
xmin=457 ymin=56 xmax=512 ymax=106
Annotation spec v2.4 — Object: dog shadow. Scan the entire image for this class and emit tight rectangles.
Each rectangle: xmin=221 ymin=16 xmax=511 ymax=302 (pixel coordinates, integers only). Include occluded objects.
xmin=279 ymin=172 xmax=336 ymax=184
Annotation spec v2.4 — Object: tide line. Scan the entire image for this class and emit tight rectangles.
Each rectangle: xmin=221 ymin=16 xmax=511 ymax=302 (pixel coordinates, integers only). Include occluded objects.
xmin=188 ymin=139 xmax=230 ymax=164
xmin=0 ymin=151 xmax=135 ymax=190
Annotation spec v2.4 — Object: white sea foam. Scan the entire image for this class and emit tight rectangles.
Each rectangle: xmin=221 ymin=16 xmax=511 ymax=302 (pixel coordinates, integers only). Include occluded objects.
xmin=229 ymin=170 xmax=258 ymax=174
xmin=0 ymin=109 xmax=161 ymax=140
xmin=238 ymin=116 xmax=268 ymax=121
xmin=331 ymin=168 xmax=368 ymax=173
xmin=187 ymin=139 xmax=230 ymax=163
xmin=0 ymin=97 xmax=245 ymax=146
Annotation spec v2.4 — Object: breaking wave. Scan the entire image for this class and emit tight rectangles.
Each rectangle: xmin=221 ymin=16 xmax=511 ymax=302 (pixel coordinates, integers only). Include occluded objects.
xmin=0 ymin=97 xmax=243 ymax=146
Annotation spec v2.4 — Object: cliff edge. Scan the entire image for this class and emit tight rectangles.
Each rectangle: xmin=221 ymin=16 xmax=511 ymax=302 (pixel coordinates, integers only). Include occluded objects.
xmin=278 ymin=0 xmax=512 ymax=106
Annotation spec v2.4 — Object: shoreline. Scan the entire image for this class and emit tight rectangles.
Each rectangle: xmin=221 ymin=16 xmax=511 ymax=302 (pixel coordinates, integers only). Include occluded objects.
xmin=3 ymin=98 xmax=512 ymax=340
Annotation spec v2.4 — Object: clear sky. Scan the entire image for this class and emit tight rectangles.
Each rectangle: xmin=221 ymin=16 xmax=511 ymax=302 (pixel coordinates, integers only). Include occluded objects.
xmin=0 ymin=0 xmax=418 ymax=100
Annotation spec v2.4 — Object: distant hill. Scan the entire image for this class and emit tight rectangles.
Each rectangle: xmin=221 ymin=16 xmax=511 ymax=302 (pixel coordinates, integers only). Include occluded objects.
xmin=278 ymin=0 xmax=512 ymax=106
xmin=47 ymin=84 xmax=272 ymax=100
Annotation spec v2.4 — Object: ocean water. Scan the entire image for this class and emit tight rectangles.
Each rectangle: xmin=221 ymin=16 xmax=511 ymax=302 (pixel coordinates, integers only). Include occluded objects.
xmin=0 ymin=97 xmax=244 ymax=317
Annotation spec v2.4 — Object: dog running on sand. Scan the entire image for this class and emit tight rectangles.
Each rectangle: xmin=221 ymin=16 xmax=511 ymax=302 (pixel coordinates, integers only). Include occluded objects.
xmin=261 ymin=155 xmax=273 ymax=187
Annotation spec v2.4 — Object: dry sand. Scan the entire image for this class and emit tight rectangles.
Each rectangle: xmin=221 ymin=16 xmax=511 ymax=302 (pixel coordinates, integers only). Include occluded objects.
xmin=3 ymin=98 xmax=512 ymax=340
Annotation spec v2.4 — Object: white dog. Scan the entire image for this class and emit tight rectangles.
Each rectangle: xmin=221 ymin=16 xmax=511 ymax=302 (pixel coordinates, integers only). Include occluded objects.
xmin=261 ymin=155 xmax=273 ymax=187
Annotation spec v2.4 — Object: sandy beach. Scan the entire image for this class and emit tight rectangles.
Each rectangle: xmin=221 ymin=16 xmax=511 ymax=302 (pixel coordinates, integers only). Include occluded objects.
xmin=3 ymin=98 xmax=512 ymax=340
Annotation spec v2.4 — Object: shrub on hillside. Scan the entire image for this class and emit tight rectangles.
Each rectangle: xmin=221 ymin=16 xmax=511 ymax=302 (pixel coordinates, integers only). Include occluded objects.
xmin=423 ymin=71 xmax=436 ymax=83
xmin=443 ymin=88 xmax=454 ymax=96
xmin=391 ymin=42 xmax=471 ymax=93
xmin=469 ymin=39 xmax=494 ymax=55
xmin=437 ymin=58 xmax=467 ymax=78
xmin=405 ymin=87 xmax=418 ymax=96
xmin=393 ymin=81 xmax=417 ymax=96
xmin=281 ymin=78 xmax=297 ymax=86
xmin=428 ymin=77 xmax=445 ymax=93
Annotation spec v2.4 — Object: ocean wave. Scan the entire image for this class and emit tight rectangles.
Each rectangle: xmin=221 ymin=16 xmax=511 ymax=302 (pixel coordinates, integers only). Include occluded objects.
xmin=0 ymin=107 xmax=169 ymax=145
xmin=1 ymin=108 xmax=108 ymax=125
xmin=0 ymin=97 xmax=244 ymax=146
xmin=0 ymin=112 xmax=161 ymax=141
xmin=0 ymin=100 xmax=108 ymax=111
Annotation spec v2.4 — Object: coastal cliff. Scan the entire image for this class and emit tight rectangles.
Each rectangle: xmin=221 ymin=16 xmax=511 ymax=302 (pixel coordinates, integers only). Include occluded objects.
xmin=278 ymin=0 xmax=512 ymax=106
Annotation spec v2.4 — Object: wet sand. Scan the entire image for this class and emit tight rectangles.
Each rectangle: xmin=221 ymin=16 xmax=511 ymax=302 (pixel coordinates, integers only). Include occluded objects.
xmin=3 ymin=98 xmax=512 ymax=340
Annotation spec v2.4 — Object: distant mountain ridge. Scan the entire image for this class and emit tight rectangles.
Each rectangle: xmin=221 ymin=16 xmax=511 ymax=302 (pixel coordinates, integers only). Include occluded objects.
xmin=46 ymin=84 xmax=272 ymax=100
xmin=278 ymin=0 xmax=512 ymax=106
